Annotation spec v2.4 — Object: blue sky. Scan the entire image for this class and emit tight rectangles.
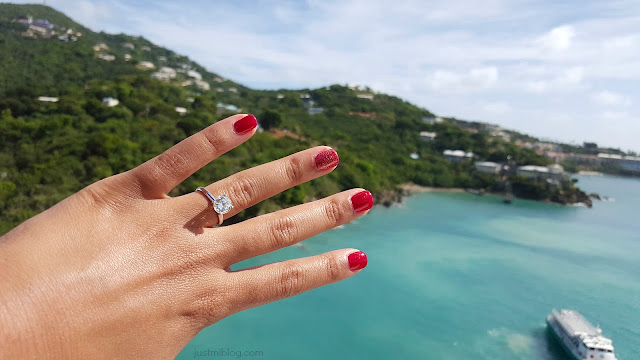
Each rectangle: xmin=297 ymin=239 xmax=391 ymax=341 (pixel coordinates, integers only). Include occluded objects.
xmin=11 ymin=0 xmax=640 ymax=152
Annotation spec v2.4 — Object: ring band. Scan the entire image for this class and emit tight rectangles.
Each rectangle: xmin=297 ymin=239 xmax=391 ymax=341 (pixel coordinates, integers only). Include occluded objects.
xmin=195 ymin=187 xmax=234 ymax=226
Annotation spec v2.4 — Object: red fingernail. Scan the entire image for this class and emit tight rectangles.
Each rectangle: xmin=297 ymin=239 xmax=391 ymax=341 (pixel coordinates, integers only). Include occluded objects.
xmin=348 ymin=251 xmax=368 ymax=271
xmin=233 ymin=114 xmax=257 ymax=134
xmin=351 ymin=190 xmax=373 ymax=212
xmin=314 ymin=149 xmax=339 ymax=171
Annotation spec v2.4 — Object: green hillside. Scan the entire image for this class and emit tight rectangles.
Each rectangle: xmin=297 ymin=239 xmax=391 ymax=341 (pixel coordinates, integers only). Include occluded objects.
xmin=0 ymin=4 xmax=589 ymax=234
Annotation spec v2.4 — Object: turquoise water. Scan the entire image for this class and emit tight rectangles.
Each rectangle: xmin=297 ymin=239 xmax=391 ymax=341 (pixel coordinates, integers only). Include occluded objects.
xmin=178 ymin=175 xmax=640 ymax=360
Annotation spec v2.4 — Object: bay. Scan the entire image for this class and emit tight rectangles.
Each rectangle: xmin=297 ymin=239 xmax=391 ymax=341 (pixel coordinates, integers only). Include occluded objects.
xmin=178 ymin=175 xmax=640 ymax=360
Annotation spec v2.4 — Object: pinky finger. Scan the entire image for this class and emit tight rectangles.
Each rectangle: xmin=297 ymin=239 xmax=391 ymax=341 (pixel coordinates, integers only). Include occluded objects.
xmin=228 ymin=249 xmax=368 ymax=313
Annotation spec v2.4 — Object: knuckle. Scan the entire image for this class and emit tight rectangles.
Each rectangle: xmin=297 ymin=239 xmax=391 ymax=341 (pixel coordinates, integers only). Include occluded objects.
xmin=283 ymin=156 xmax=306 ymax=184
xmin=153 ymin=149 xmax=189 ymax=177
xmin=323 ymin=198 xmax=346 ymax=226
xmin=275 ymin=265 xmax=305 ymax=299
xmin=77 ymin=180 xmax=124 ymax=211
xmin=200 ymin=128 xmax=223 ymax=155
xmin=226 ymin=175 xmax=258 ymax=208
xmin=185 ymin=286 xmax=232 ymax=328
xmin=267 ymin=216 xmax=299 ymax=249
xmin=323 ymin=255 xmax=343 ymax=283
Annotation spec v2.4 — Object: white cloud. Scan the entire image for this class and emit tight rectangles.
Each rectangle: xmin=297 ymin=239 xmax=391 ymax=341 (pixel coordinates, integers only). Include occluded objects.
xmin=537 ymin=25 xmax=576 ymax=51
xmin=592 ymin=91 xmax=632 ymax=107
xmin=602 ymin=111 xmax=630 ymax=121
xmin=426 ymin=67 xmax=499 ymax=93
xmin=524 ymin=81 xmax=548 ymax=93
xmin=482 ymin=101 xmax=511 ymax=114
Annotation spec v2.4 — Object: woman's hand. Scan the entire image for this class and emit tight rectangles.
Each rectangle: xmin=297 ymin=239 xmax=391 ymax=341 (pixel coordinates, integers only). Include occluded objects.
xmin=0 ymin=114 xmax=372 ymax=359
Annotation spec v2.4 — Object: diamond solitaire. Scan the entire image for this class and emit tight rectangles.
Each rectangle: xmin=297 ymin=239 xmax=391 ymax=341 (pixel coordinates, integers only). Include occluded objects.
xmin=213 ymin=194 xmax=233 ymax=215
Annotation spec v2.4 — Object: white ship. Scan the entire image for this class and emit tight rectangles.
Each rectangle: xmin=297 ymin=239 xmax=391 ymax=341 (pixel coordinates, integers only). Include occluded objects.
xmin=546 ymin=309 xmax=617 ymax=360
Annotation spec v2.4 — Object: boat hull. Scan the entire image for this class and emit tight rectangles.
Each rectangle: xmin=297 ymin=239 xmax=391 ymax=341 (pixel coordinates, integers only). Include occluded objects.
xmin=546 ymin=317 xmax=582 ymax=360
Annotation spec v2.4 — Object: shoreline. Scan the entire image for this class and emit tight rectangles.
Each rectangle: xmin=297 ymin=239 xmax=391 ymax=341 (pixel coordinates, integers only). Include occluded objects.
xmin=399 ymin=184 xmax=466 ymax=194
xmin=392 ymin=183 xmax=595 ymax=208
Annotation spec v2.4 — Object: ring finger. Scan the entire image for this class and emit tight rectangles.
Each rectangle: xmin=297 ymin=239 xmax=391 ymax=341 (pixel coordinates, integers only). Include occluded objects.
xmin=172 ymin=146 xmax=341 ymax=228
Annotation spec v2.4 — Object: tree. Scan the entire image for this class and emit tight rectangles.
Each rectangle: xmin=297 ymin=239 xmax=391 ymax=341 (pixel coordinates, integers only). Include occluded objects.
xmin=260 ymin=109 xmax=283 ymax=130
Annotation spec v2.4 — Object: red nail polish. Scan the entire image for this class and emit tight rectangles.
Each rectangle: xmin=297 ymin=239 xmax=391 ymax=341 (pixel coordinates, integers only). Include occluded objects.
xmin=351 ymin=190 xmax=373 ymax=212
xmin=233 ymin=114 xmax=257 ymax=134
xmin=348 ymin=251 xmax=368 ymax=271
xmin=314 ymin=149 xmax=339 ymax=171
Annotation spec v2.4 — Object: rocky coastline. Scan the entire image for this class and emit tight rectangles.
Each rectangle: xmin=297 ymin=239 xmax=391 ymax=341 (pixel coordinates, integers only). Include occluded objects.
xmin=376 ymin=183 xmax=600 ymax=208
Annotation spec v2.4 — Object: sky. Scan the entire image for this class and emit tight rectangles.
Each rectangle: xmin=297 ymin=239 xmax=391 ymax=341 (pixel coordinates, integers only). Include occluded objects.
xmin=10 ymin=0 xmax=640 ymax=152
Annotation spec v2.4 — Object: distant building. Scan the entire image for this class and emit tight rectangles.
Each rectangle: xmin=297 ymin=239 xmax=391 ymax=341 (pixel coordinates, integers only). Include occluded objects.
xmin=187 ymin=70 xmax=202 ymax=80
xmin=597 ymin=153 xmax=640 ymax=172
xmin=517 ymin=164 xmax=566 ymax=180
xmin=419 ymin=131 xmax=436 ymax=141
xmin=213 ymin=76 xmax=224 ymax=82
xmin=308 ymin=107 xmax=324 ymax=115
xmin=410 ymin=153 xmax=420 ymax=160
xmin=216 ymin=87 xmax=225 ymax=92
xmin=490 ymin=130 xmax=512 ymax=142
xmin=141 ymin=45 xmax=151 ymax=51
xmin=228 ymin=87 xmax=238 ymax=93
xmin=93 ymin=43 xmax=109 ymax=52
xmin=98 ymin=54 xmax=116 ymax=61
xmin=124 ymin=54 xmax=132 ymax=61
xmin=16 ymin=16 xmax=33 ymax=25
xmin=37 ymin=96 xmax=59 ymax=103
xmin=443 ymin=150 xmax=474 ymax=162
xmin=137 ymin=61 xmax=155 ymax=70
xmin=349 ymin=111 xmax=376 ymax=119
xmin=217 ymin=102 xmax=239 ymax=113
xmin=175 ymin=107 xmax=188 ymax=116
xmin=151 ymin=67 xmax=177 ymax=81
xmin=157 ymin=56 xmax=167 ymax=62
xmin=356 ymin=94 xmax=374 ymax=100
xmin=475 ymin=161 xmax=502 ymax=174
xmin=123 ymin=42 xmax=135 ymax=49
xmin=102 ymin=97 xmax=119 ymax=107
xmin=277 ymin=94 xmax=285 ymax=99
xmin=423 ymin=116 xmax=444 ymax=124
xmin=194 ymin=80 xmax=210 ymax=90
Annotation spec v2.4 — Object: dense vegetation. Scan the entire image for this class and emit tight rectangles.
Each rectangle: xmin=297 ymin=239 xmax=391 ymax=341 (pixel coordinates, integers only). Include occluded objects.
xmin=0 ymin=4 xmax=589 ymax=234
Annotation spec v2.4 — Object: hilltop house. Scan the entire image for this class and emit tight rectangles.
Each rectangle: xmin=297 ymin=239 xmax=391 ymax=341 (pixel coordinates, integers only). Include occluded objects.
xmin=443 ymin=150 xmax=474 ymax=162
xmin=308 ymin=107 xmax=324 ymax=115
xmin=419 ymin=131 xmax=436 ymax=141
xmin=93 ymin=43 xmax=109 ymax=52
xmin=102 ymin=97 xmax=119 ymax=107
xmin=175 ymin=107 xmax=188 ymax=116
xmin=98 ymin=54 xmax=115 ymax=61
xmin=123 ymin=42 xmax=135 ymax=49
xmin=475 ymin=161 xmax=502 ymax=174
xmin=517 ymin=164 xmax=566 ymax=180
xmin=137 ymin=61 xmax=155 ymax=70
xmin=194 ymin=80 xmax=210 ymax=91
xmin=151 ymin=67 xmax=177 ymax=81
xmin=217 ymin=102 xmax=239 ymax=114
xmin=423 ymin=116 xmax=444 ymax=124
xmin=124 ymin=54 xmax=132 ymax=61
xmin=356 ymin=94 xmax=374 ymax=100
xmin=349 ymin=111 xmax=376 ymax=118
xmin=187 ymin=70 xmax=202 ymax=80
xmin=141 ymin=46 xmax=151 ymax=51
xmin=37 ymin=96 xmax=59 ymax=103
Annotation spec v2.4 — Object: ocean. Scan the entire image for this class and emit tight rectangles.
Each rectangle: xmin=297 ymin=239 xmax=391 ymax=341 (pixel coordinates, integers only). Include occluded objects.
xmin=178 ymin=175 xmax=640 ymax=360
